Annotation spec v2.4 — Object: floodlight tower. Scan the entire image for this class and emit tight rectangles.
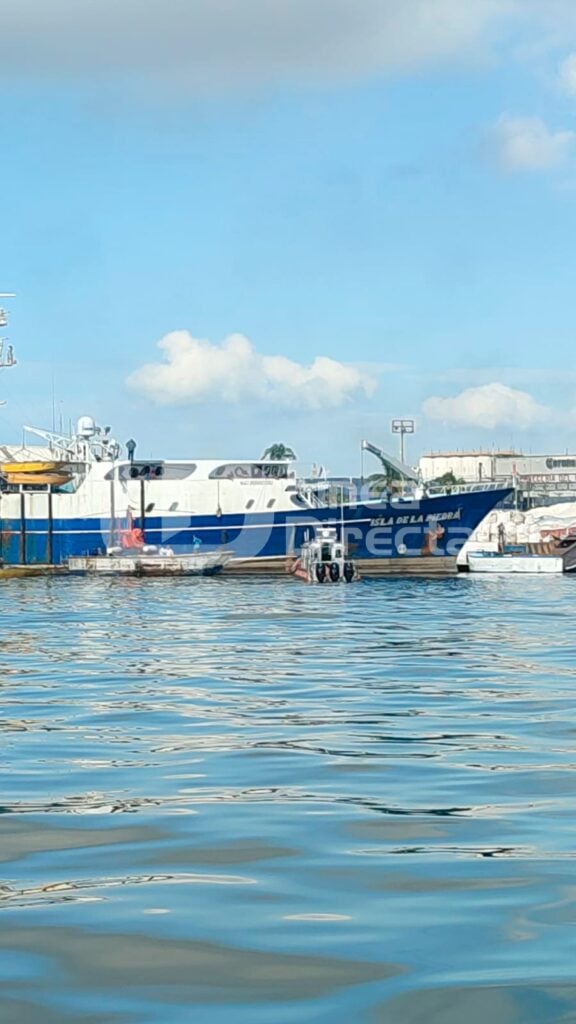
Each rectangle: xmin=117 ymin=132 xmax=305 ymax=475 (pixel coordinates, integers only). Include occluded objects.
xmin=391 ymin=418 xmax=415 ymax=465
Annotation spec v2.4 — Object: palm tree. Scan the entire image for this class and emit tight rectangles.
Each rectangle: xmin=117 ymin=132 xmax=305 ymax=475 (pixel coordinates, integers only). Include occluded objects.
xmin=261 ymin=443 xmax=297 ymax=462
xmin=366 ymin=473 xmax=403 ymax=499
xmin=430 ymin=471 xmax=465 ymax=490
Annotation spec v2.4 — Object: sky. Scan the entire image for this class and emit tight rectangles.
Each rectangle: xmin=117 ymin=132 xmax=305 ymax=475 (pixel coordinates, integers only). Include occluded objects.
xmin=2 ymin=0 xmax=576 ymax=471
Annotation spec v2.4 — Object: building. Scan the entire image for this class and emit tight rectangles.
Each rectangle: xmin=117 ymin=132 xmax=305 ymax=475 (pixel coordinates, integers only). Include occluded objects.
xmin=420 ymin=450 xmax=576 ymax=504
xmin=419 ymin=451 xmax=520 ymax=484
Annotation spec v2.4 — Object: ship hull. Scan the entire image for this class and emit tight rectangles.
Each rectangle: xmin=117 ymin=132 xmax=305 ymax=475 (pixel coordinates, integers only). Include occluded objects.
xmin=0 ymin=488 xmax=510 ymax=575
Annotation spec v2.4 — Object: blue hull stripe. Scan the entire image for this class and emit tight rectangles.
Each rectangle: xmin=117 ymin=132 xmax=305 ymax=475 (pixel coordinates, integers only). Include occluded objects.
xmin=0 ymin=490 xmax=511 ymax=565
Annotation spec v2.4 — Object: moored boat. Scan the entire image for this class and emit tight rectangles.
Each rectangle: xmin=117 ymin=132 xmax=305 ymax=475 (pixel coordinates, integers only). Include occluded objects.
xmin=67 ymin=551 xmax=231 ymax=577
xmin=468 ymin=551 xmax=565 ymax=574
xmin=0 ymin=417 xmax=511 ymax=575
xmin=462 ymin=508 xmax=576 ymax=574
xmin=289 ymin=526 xmax=358 ymax=583
xmin=468 ymin=534 xmax=576 ymax=574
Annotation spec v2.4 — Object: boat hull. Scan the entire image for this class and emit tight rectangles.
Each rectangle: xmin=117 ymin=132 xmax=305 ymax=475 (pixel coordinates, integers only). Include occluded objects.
xmin=0 ymin=488 xmax=511 ymax=575
xmin=3 ymin=472 xmax=72 ymax=487
xmin=67 ymin=553 xmax=229 ymax=576
xmin=468 ymin=553 xmax=564 ymax=574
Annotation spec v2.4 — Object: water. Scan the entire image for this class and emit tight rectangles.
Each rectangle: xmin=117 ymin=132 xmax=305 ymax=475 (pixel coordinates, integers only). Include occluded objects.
xmin=1 ymin=574 xmax=576 ymax=1023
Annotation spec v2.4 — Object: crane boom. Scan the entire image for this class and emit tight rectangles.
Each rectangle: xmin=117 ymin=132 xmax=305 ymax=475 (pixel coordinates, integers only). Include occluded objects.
xmin=361 ymin=439 xmax=420 ymax=483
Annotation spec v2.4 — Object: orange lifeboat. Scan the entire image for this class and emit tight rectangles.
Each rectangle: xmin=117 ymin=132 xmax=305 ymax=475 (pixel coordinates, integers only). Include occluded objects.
xmin=0 ymin=460 xmax=72 ymax=487
xmin=3 ymin=471 xmax=72 ymax=487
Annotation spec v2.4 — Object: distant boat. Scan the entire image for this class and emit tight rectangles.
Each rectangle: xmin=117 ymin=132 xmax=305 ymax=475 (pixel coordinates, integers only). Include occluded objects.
xmin=468 ymin=551 xmax=565 ymax=574
xmin=468 ymin=536 xmax=576 ymax=574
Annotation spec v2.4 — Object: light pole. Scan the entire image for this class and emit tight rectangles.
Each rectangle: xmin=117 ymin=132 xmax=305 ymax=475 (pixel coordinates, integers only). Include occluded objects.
xmin=391 ymin=418 xmax=415 ymax=465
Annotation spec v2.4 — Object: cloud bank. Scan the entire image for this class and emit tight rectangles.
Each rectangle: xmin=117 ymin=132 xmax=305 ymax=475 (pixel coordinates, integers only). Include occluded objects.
xmin=489 ymin=114 xmax=576 ymax=171
xmin=127 ymin=331 xmax=374 ymax=409
xmin=2 ymin=1 xmax=576 ymax=95
xmin=423 ymin=382 xmax=552 ymax=430
xmin=0 ymin=0 xmax=523 ymax=90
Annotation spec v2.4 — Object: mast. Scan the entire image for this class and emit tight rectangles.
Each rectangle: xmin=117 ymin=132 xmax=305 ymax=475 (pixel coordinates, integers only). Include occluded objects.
xmin=0 ymin=294 xmax=17 ymax=389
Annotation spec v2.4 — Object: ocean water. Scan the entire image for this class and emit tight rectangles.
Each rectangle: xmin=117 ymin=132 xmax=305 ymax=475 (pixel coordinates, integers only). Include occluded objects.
xmin=1 ymin=574 xmax=576 ymax=1024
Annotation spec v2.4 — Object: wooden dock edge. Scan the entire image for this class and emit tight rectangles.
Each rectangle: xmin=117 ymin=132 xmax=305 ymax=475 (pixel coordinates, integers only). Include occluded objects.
xmin=0 ymin=556 xmax=457 ymax=580
xmin=227 ymin=555 xmax=458 ymax=577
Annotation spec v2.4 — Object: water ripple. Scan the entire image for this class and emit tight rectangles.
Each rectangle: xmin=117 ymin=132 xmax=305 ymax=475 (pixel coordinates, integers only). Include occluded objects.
xmin=0 ymin=574 xmax=576 ymax=1022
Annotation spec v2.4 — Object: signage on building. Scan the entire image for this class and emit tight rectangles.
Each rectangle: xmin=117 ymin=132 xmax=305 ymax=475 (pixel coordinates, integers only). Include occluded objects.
xmin=546 ymin=458 xmax=576 ymax=470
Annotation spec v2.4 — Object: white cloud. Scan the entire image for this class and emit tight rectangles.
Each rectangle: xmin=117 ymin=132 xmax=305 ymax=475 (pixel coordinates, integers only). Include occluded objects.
xmin=127 ymin=331 xmax=374 ymax=409
xmin=559 ymin=52 xmax=576 ymax=95
xmin=490 ymin=114 xmax=576 ymax=171
xmin=2 ymin=0 xmax=576 ymax=94
xmin=423 ymin=382 xmax=552 ymax=430
xmin=0 ymin=0 xmax=517 ymax=90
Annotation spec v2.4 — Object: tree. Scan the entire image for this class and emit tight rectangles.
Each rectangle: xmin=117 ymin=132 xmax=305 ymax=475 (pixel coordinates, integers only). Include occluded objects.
xmin=430 ymin=471 xmax=465 ymax=489
xmin=366 ymin=473 xmax=403 ymax=498
xmin=261 ymin=443 xmax=297 ymax=461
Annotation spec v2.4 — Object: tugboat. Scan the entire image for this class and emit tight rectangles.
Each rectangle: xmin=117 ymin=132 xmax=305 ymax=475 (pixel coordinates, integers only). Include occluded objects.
xmin=290 ymin=526 xmax=358 ymax=584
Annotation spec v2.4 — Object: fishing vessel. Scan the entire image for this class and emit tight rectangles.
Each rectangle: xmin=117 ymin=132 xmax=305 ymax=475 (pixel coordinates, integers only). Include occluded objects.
xmin=0 ymin=416 xmax=511 ymax=575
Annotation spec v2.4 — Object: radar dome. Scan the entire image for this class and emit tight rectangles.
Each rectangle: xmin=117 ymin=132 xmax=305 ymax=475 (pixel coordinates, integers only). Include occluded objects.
xmin=77 ymin=415 xmax=97 ymax=438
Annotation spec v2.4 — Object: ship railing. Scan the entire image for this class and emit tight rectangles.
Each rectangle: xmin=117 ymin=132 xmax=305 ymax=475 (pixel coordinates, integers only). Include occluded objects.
xmin=426 ymin=481 xmax=510 ymax=496
xmin=293 ymin=481 xmax=326 ymax=508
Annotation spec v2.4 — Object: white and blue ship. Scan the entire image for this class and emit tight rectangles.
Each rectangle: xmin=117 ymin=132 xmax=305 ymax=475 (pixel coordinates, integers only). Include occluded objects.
xmin=0 ymin=417 xmax=510 ymax=574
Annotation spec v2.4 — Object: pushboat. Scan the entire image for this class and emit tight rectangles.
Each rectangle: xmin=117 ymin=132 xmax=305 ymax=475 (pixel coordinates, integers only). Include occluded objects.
xmin=289 ymin=526 xmax=358 ymax=584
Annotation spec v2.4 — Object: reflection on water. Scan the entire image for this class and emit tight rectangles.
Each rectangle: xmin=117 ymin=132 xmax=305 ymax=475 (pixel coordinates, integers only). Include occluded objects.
xmin=1 ymin=575 xmax=576 ymax=1022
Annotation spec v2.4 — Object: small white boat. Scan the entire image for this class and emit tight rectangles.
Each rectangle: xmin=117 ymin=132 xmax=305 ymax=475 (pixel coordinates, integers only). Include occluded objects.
xmin=289 ymin=526 xmax=358 ymax=584
xmin=468 ymin=531 xmax=576 ymax=574
xmin=468 ymin=551 xmax=564 ymax=574
xmin=67 ymin=551 xmax=231 ymax=577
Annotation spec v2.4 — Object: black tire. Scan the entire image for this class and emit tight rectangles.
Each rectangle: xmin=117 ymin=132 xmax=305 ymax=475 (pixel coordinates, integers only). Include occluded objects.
xmin=329 ymin=561 xmax=340 ymax=582
xmin=343 ymin=562 xmax=355 ymax=583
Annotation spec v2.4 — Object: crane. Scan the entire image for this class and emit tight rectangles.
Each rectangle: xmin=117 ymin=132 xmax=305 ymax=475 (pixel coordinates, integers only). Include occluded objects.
xmin=361 ymin=439 xmax=420 ymax=484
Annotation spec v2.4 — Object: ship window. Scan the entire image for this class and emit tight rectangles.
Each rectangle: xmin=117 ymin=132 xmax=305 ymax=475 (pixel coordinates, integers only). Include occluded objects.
xmin=246 ymin=499 xmax=255 ymax=509
xmin=145 ymin=503 xmax=155 ymax=513
xmin=267 ymin=499 xmax=276 ymax=508
xmin=129 ymin=464 xmax=165 ymax=480
xmin=111 ymin=463 xmax=196 ymax=482
xmin=210 ymin=462 xmax=288 ymax=480
xmin=169 ymin=502 xmax=179 ymax=511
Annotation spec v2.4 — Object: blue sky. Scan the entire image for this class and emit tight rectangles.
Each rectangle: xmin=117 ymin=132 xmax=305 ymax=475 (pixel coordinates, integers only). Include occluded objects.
xmin=2 ymin=0 xmax=576 ymax=471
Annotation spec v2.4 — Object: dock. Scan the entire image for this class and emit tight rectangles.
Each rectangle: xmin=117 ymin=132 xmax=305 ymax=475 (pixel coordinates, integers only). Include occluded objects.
xmin=0 ymin=554 xmax=459 ymax=579
xmin=0 ymin=565 xmax=66 ymax=579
